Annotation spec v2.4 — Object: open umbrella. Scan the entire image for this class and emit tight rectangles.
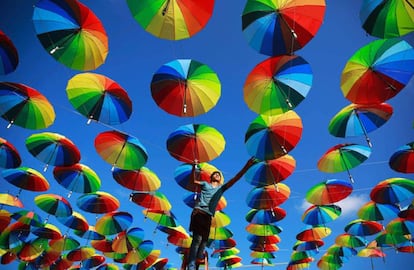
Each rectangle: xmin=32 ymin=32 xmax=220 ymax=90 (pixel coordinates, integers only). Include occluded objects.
xmin=18 ymin=237 xmax=48 ymax=262
xmin=77 ymin=191 xmax=120 ymax=214
xmin=0 ymin=30 xmax=18 ymax=75
xmin=1 ymin=166 xmax=50 ymax=197
xmin=357 ymin=201 xmax=400 ymax=222
xmin=174 ymin=162 xmax=221 ymax=192
xmin=293 ymin=239 xmax=324 ymax=252
xmin=66 ymin=72 xmax=132 ymax=125
xmin=245 ymin=154 xmax=296 ymax=186
xmin=247 ymin=234 xmax=281 ymax=246
xmin=56 ymin=211 xmax=89 ymax=232
xmin=32 ymin=0 xmax=108 ymax=70
xmin=74 ymin=225 xmax=105 ymax=240
xmin=341 ymin=38 xmax=414 ymax=105
xmin=328 ymin=103 xmax=393 ymax=147
xmin=66 ymin=246 xmax=95 ymax=261
xmin=386 ymin=217 xmax=414 ymax=236
xmin=126 ymin=0 xmax=214 ymax=40
xmin=244 ymin=55 xmax=313 ymax=115
xmin=0 ymin=137 xmax=21 ymax=169
xmin=95 ymin=211 xmax=133 ymax=236
xmin=53 ymin=163 xmax=101 ymax=197
xmin=0 ymin=193 xmax=23 ymax=208
xmin=241 ymin=0 xmax=326 ymax=56
xmin=123 ymin=240 xmax=153 ymax=264
xmin=209 ymin=227 xmax=234 ymax=240
xmin=11 ymin=210 xmax=44 ymax=227
xmin=317 ymin=143 xmax=372 ymax=183
xmin=143 ymin=209 xmax=179 ymax=229
xmin=389 ymin=141 xmax=414 ymax=173
xmin=131 ymin=191 xmax=172 ymax=211
xmin=306 ymin=179 xmax=353 ymax=205
xmin=211 ymin=210 xmax=231 ymax=228
xmin=166 ymin=123 xmax=225 ymax=163
xmin=245 ymin=207 xmax=287 ymax=224
xmin=246 ymin=183 xmax=291 ymax=209
xmin=245 ymin=110 xmax=303 ymax=160
xmin=301 ymin=204 xmax=342 ymax=226
xmin=112 ymin=227 xmax=145 ymax=254
xmin=112 ymin=167 xmax=161 ymax=192
xmin=360 ymin=0 xmax=414 ymax=38
xmin=246 ymin=223 xmax=283 ymax=236
xmin=0 ymin=82 xmax=55 ymax=129
xmin=370 ymin=177 xmax=414 ymax=205
xmin=344 ymin=219 xmax=383 ymax=237
xmin=95 ymin=130 xmax=148 ymax=171
xmin=296 ymin=225 xmax=332 ymax=241
xmin=25 ymin=132 xmax=81 ymax=171
xmin=151 ymin=59 xmax=221 ymax=117
xmin=35 ymin=193 xmax=73 ymax=219
xmin=335 ymin=233 xmax=367 ymax=248
xmin=32 ymin=223 xmax=62 ymax=239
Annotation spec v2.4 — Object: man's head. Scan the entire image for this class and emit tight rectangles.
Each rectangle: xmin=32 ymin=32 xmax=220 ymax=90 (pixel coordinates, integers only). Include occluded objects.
xmin=210 ymin=171 xmax=222 ymax=185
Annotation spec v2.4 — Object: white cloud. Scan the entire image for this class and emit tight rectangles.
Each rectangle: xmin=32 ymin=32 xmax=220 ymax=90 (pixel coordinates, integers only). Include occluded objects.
xmin=337 ymin=193 xmax=369 ymax=218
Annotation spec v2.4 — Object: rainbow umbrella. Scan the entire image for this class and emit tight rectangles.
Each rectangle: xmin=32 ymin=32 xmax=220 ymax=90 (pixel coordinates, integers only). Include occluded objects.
xmin=302 ymin=204 xmax=342 ymax=226
xmin=166 ymin=123 xmax=225 ymax=163
xmin=81 ymin=254 xmax=106 ymax=269
xmin=0 ymin=221 xmax=30 ymax=251
xmin=34 ymin=193 xmax=73 ymax=219
xmin=131 ymin=249 xmax=162 ymax=269
xmin=66 ymin=72 xmax=132 ymax=125
xmin=357 ymin=201 xmax=400 ymax=222
xmin=32 ymin=0 xmax=108 ymax=71
xmin=11 ymin=210 xmax=44 ymax=227
xmin=306 ymin=179 xmax=353 ymax=205
xmin=246 ymin=223 xmax=282 ymax=236
xmin=245 ymin=110 xmax=303 ymax=160
xmin=207 ymin=227 xmax=233 ymax=241
xmin=245 ymin=154 xmax=295 ymax=186
xmin=0 ymin=82 xmax=55 ymax=129
xmin=53 ymin=163 xmax=101 ymax=198
xmin=112 ymin=227 xmax=145 ymax=254
xmin=18 ymin=237 xmax=48 ymax=262
xmin=123 ymin=240 xmax=153 ymax=264
xmin=317 ymin=143 xmax=372 ymax=183
xmin=341 ymin=38 xmax=414 ymax=105
xmin=375 ymin=231 xmax=409 ymax=247
xmin=209 ymin=238 xmax=237 ymax=250
xmin=386 ymin=217 xmax=414 ymax=236
xmin=244 ymin=55 xmax=313 ymax=115
xmin=74 ymin=225 xmax=105 ymax=240
xmin=335 ymin=233 xmax=367 ymax=248
xmin=357 ymin=247 xmax=385 ymax=270
xmin=360 ymin=0 xmax=414 ymax=38
xmin=245 ymin=207 xmax=287 ymax=224
xmin=293 ymin=239 xmax=324 ymax=252
xmin=151 ymin=59 xmax=221 ymax=117
xmin=66 ymin=246 xmax=95 ymax=261
xmin=31 ymin=223 xmax=62 ymax=239
xmin=126 ymin=0 xmax=214 ymax=40
xmin=167 ymin=232 xmax=192 ymax=248
xmin=95 ymin=211 xmax=133 ymax=236
xmin=296 ymin=225 xmax=332 ymax=241
xmin=25 ymin=132 xmax=81 ymax=171
xmin=0 ymin=30 xmax=18 ymax=75
xmin=157 ymin=224 xmax=189 ymax=239
xmin=143 ymin=209 xmax=178 ymax=228
xmin=174 ymin=162 xmax=221 ymax=192
xmin=251 ymin=257 xmax=274 ymax=266
xmin=0 ymin=193 xmax=23 ymax=208
xmin=211 ymin=210 xmax=231 ymax=228
xmin=212 ymin=247 xmax=240 ymax=258
xmin=216 ymin=255 xmax=242 ymax=268
xmin=344 ymin=219 xmax=383 ymax=237
xmin=112 ymin=167 xmax=161 ymax=192
xmin=287 ymin=261 xmax=311 ymax=270
xmin=327 ymin=244 xmax=357 ymax=258
xmin=328 ymin=103 xmax=393 ymax=147
xmin=77 ymin=191 xmax=120 ymax=214
xmin=316 ymin=256 xmax=342 ymax=269
xmin=56 ymin=211 xmax=89 ymax=232
xmin=0 ymin=137 xmax=21 ymax=169
xmin=389 ymin=141 xmax=414 ymax=173
xmin=91 ymin=238 xmax=114 ymax=253
xmin=370 ymin=177 xmax=414 ymax=205
xmin=131 ymin=191 xmax=172 ymax=211
xmin=94 ymin=130 xmax=148 ymax=171
xmin=1 ymin=166 xmax=50 ymax=197
xmin=241 ymin=0 xmax=326 ymax=56
xmin=246 ymin=183 xmax=291 ymax=209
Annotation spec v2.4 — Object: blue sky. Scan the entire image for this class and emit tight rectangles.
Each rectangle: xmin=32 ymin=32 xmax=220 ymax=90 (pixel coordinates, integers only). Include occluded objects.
xmin=1 ymin=0 xmax=413 ymax=269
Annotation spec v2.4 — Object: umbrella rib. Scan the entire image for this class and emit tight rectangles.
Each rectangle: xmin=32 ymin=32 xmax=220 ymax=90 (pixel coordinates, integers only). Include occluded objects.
xmin=354 ymin=109 xmax=372 ymax=148
xmin=162 ymin=0 xmax=171 ymax=16
xmin=406 ymin=0 xmax=414 ymax=9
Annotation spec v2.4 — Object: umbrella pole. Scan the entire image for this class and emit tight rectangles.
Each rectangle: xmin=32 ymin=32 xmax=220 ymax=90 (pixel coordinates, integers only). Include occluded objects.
xmin=278 ymin=14 xmax=297 ymax=55
xmin=112 ymin=141 xmax=127 ymax=171
xmin=339 ymin=149 xmax=354 ymax=184
xmin=406 ymin=0 xmax=414 ymax=9
xmin=86 ymin=93 xmax=106 ymax=125
xmin=354 ymin=110 xmax=372 ymax=148
xmin=162 ymin=0 xmax=171 ymax=15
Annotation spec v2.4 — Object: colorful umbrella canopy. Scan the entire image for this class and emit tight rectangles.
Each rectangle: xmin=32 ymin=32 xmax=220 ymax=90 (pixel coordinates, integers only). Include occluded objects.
xmin=360 ymin=0 xmax=414 ymax=38
xmin=375 ymin=231 xmax=409 ymax=247
xmin=317 ymin=143 xmax=372 ymax=183
xmin=211 ymin=210 xmax=231 ymax=228
xmin=77 ymin=191 xmax=120 ymax=214
xmin=389 ymin=141 xmax=414 ymax=173
xmin=123 ymin=240 xmax=153 ymax=264
xmin=0 ymin=30 xmax=18 ymax=75
xmin=32 ymin=0 xmax=108 ymax=70
xmin=306 ymin=179 xmax=353 ymax=205
xmin=66 ymin=72 xmax=132 ymax=125
xmin=344 ymin=219 xmax=383 ymax=237
xmin=0 ymin=193 xmax=23 ymax=208
xmin=245 ymin=207 xmax=287 ymax=224
xmin=166 ymin=123 xmax=225 ymax=163
xmin=0 ymin=137 xmax=21 ymax=169
xmin=31 ymin=223 xmax=62 ymax=239
xmin=293 ymin=239 xmax=324 ymax=252
xmin=112 ymin=167 xmax=161 ymax=192
xmin=296 ymin=225 xmax=332 ymax=241
xmin=301 ymin=204 xmax=342 ymax=226
xmin=81 ymin=254 xmax=106 ymax=269
xmin=245 ymin=110 xmax=303 ymax=160
xmin=246 ymin=223 xmax=283 ymax=236
xmin=143 ymin=209 xmax=179 ymax=229
xmin=246 ymin=183 xmax=291 ymax=209
xmin=53 ymin=163 xmax=101 ymax=197
xmin=95 ymin=211 xmax=133 ymax=236
xmin=1 ymin=166 xmax=50 ymax=196
xmin=25 ymin=132 xmax=81 ymax=171
xmin=357 ymin=200 xmax=400 ymax=222
xmin=126 ymin=0 xmax=214 ymax=40
xmin=151 ymin=59 xmax=221 ymax=117
xmin=56 ymin=211 xmax=89 ymax=231
xmin=34 ymin=193 xmax=73 ymax=218
xmin=328 ymin=103 xmax=393 ymax=147
xmin=241 ymin=0 xmax=326 ymax=56
xmin=245 ymin=154 xmax=295 ymax=186
xmin=335 ymin=233 xmax=367 ymax=248
xmin=244 ymin=55 xmax=313 ymax=115
xmin=370 ymin=177 xmax=414 ymax=205
xmin=0 ymin=82 xmax=55 ymax=129
xmin=131 ymin=191 xmax=172 ymax=211
xmin=18 ymin=237 xmax=48 ymax=262
xmin=112 ymin=227 xmax=145 ymax=254
xmin=66 ymin=246 xmax=95 ymax=261
xmin=341 ymin=38 xmax=414 ymax=105
xmin=0 ymin=209 xmax=11 ymax=232
xmin=209 ymin=226 xmax=234 ymax=240
xmin=386 ymin=217 xmax=414 ymax=236
xmin=74 ymin=225 xmax=105 ymax=240
xmin=11 ymin=210 xmax=44 ymax=227
xmin=94 ymin=130 xmax=148 ymax=171
xmin=174 ymin=162 xmax=221 ymax=192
